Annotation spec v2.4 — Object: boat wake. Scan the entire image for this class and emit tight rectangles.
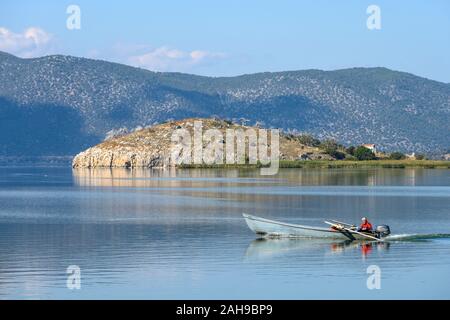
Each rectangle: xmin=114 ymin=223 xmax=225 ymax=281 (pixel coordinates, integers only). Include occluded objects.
xmin=244 ymin=234 xmax=450 ymax=261
xmin=386 ymin=233 xmax=450 ymax=241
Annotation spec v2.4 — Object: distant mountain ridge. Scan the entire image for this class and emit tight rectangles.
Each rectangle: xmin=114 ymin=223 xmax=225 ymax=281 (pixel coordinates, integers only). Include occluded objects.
xmin=0 ymin=51 xmax=449 ymax=156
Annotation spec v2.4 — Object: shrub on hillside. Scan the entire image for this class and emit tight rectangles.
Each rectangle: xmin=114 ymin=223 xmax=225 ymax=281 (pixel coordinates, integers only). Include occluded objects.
xmin=354 ymin=146 xmax=376 ymax=160
xmin=319 ymin=139 xmax=347 ymax=159
xmin=389 ymin=152 xmax=406 ymax=160
xmin=345 ymin=146 xmax=355 ymax=156
xmin=296 ymin=134 xmax=321 ymax=147
xmin=104 ymin=127 xmax=129 ymax=141
xmin=415 ymin=154 xmax=426 ymax=160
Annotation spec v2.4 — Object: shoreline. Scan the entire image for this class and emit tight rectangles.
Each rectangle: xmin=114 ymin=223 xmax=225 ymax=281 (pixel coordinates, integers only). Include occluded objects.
xmin=179 ymin=160 xmax=450 ymax=169
xmin=2 ymin=158 xmax=447 ymax=169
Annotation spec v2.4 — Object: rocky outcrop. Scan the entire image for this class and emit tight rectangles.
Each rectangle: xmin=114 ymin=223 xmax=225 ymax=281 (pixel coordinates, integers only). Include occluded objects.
xmin=72 ymin=118 xmax=333 ymax=168
xmin=72 ymin=148 xmax=169 ymax=168
xmin=72 ymin=123 xmax=174 ymax=168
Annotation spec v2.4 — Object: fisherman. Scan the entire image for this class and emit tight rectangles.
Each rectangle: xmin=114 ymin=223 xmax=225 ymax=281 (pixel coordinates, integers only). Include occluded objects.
xmin=358 ymin=217 xmax=373 ymax=232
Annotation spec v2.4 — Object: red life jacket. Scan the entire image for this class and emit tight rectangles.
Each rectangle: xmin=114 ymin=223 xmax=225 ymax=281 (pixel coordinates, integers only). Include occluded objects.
xmin=360 ymin=221 xmax=373 ymax=231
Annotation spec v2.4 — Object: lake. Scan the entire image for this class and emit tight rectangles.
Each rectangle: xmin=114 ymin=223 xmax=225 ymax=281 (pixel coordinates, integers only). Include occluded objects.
xmin=0 ymin=166 xmax=449 ymax=299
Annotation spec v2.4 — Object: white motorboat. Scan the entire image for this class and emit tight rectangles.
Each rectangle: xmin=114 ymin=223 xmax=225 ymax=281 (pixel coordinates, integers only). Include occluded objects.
xmin=243 ymin=213 xmax=390 ymax=241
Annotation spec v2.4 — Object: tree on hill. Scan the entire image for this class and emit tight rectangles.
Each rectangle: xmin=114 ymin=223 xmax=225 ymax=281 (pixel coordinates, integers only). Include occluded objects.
xmin=320 ymin=139 xmax=338 ymax=154
xmin=320 ymin=139 xmax=346 ymax=159
xmin=354 ymin=146 xmax=376 ymax=160
xmin=296 ymin=134 xmax=321 ymax=147
xmin=345 ymin=146 xmax=356 ymax=156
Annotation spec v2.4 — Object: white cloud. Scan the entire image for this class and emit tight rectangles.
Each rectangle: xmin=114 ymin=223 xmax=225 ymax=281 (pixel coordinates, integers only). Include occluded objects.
xmin=126 ymin=45 xmax=226 ymax=72
xmin=0 ymin=27 xmax=53 ymax=58
xmin=190 ymin=50 xmax=209 ymax=60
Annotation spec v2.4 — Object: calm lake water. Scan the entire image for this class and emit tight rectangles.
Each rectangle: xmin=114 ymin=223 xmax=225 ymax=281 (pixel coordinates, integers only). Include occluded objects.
xmin=0 ymin=166 xmax=449 ymax=299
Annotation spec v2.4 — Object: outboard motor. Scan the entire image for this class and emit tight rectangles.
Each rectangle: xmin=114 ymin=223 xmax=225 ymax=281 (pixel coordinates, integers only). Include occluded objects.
xmin=375 ymin=225 xmax=391 ymax=238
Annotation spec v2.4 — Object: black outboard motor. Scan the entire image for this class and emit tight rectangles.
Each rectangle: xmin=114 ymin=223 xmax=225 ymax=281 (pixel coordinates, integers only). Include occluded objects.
xmin=375 ymin=225 xmax=391 ymax=238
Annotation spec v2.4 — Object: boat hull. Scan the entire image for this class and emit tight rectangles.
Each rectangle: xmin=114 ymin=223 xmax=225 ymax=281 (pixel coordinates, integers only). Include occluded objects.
xmin=243 ymin=213 xmax=373 ymax=240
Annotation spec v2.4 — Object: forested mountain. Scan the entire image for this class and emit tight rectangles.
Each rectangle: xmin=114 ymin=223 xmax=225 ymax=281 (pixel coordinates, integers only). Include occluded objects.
xmin=1 ymin=51 xmax=449 ymax=156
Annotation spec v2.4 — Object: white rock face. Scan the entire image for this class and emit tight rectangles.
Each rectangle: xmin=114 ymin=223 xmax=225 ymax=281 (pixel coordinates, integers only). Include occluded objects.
xmin=72 ymin=148 xmax=169 ymax=168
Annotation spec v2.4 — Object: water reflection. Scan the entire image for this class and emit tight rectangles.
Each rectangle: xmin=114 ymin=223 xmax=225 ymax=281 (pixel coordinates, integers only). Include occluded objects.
xmin=72 ymin=167 xmax=441 ymax=188
xmin=1 ymin=167 xmax=449 ymax=298
xmin=245 ymin=238 xmax=390 ymax=260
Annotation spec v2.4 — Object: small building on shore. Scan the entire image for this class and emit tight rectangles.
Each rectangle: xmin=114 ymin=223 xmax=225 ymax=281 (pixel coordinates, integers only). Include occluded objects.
xmin=362 ymin=144 xmax=377 ymax=153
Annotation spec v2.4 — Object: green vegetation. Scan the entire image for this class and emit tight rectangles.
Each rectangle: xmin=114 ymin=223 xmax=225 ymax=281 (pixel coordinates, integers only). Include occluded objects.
xmin=345 ymin=146 xmax=356 ymax=156
xmin=354 ymin=146 xmax=376 ymax=160
xmin=318 ymin=139 xmax=346 ymax=159
xmin=180 ymin=131 xmax=448 ymax=170
xmin=415 ymin=154 xmax=426 ymax=160
xmin=295 ymin=134 xmax=321 ymax=147
xmin=388 ymin=152 xmax=406 ymax=160
xmin=278 ymin=160 xmax=450 ymax=169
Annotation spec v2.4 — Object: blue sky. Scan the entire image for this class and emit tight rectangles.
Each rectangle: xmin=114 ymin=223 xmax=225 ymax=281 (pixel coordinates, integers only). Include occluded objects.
xmin=1 ymin=0 xmax=449 ymax=82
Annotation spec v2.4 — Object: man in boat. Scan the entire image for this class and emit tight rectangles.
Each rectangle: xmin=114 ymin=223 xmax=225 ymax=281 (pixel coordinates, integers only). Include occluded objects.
xmin=358 ymin=217 xmax=373 ymax=233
